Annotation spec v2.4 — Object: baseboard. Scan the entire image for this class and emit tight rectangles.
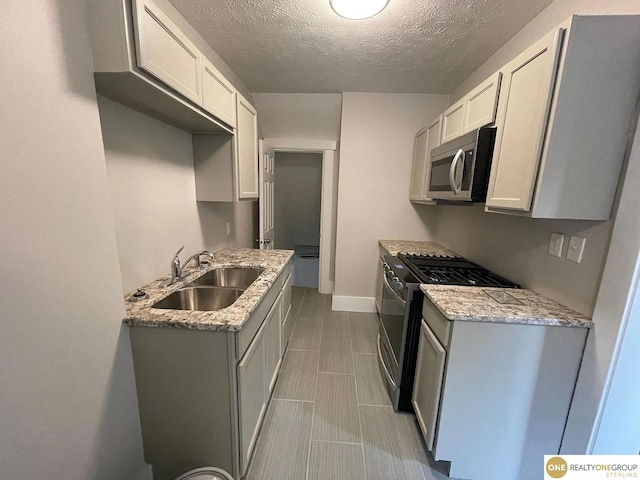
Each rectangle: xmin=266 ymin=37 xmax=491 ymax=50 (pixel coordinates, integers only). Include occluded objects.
xmin=331 ymin=295 xmax=377 ymax=313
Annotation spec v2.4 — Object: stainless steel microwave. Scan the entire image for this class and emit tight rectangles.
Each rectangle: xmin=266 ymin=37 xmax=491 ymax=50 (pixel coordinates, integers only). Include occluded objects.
xmin=427 ymin=127 xmax=496 ymax=202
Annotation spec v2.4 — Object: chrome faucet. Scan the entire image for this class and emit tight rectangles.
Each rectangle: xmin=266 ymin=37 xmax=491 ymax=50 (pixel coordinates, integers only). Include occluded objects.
xmin=165 ymin=246 xmax=215 ymax=286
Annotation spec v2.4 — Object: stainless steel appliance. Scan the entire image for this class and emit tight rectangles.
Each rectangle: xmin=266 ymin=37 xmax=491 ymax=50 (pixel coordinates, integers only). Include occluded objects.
xmin=377 ymin=253 xmax=519 ymax=412
xmin=427 ymin=127 xmax=496 ymax=202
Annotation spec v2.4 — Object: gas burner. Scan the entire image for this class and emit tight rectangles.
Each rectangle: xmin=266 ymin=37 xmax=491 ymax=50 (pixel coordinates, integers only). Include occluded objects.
xmin=397 ymin=253 xmax=519 ymax=289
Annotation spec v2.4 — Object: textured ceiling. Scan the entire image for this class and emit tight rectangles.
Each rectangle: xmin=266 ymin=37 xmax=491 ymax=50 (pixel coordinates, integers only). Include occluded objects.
xmin=168 ymin=0 xmax=555 ymax=93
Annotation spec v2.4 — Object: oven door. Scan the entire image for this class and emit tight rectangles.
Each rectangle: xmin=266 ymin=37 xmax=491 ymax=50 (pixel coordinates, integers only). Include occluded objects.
xmin=378 ymin=274 xmax=407 ymax=387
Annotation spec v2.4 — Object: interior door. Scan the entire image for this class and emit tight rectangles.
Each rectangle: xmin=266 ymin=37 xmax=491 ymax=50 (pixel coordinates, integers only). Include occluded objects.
xmin=258 ymin=141 xmax=274 ymax=249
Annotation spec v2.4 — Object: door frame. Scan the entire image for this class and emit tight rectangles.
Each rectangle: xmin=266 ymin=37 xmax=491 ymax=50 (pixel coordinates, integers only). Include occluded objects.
xmin=263 ymin=138 xmax=338 ymax=294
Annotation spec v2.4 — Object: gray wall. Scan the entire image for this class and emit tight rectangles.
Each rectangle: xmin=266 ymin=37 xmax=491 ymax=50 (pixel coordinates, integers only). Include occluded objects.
xmin=99 ymin=96 xmax=255 ymax=294
xmin=274 ymin=152 xmax=323 ymax=250
xmin=253 ymin=93 xmax=343 ymax=141
xmin=0 ymin=1 xmax=148 ymax=479
xmin=334 ymin=93 xmax=450 ymax=303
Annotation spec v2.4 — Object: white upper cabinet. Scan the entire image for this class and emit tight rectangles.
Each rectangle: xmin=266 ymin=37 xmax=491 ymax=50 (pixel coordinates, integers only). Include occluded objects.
xmin=485 ymin=29 xmax=563 ymax=212
xmin=410 ymin=116 xmax=442 ymax=204
xmin=88 ymin=0 xmax=233 ymax=133
xmin=132 ymin=0 xmax=202 ymax=105
xmin=201 ymin=56 xmax=237 ymax=128
xmin=441 ymin=100 xmax=465 ymax=144
xmin=236 ymin=94 xmax=259 ymax=200
xmin=486 ymin=15 xmax=640 ymax=220
xmin=441 ymin=72 xmax=501 ymax=144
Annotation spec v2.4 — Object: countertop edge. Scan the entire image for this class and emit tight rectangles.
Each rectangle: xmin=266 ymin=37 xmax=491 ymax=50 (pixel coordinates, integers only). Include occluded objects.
xmin=122 ymin=248 xmax=294 ymax=332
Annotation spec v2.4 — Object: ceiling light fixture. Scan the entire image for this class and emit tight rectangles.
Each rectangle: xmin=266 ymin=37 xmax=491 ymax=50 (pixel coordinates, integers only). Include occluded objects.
xmin=329 ymin=0 xmax=390 ymax=20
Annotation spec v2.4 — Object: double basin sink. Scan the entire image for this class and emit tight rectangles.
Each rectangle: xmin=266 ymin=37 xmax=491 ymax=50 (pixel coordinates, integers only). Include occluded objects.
xmin=152 ymin=267 xmax=263 ymax=312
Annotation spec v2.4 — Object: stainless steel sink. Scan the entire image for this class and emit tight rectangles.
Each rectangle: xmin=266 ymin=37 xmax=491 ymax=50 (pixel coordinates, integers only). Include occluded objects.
xmin=187 ymin=267 xmax=263 ymax=288
xmin=152 ymin=286 xmax=244 ymax=311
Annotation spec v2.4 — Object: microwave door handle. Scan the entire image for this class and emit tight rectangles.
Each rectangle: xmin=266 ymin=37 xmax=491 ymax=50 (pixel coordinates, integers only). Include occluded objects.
xmin=449 ymin=148 xmax=464 ymax=196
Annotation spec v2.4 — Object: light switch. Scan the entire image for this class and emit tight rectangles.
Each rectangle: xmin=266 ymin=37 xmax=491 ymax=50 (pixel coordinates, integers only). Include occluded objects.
xmin=548 ymin=233 xmax=564 ymax=258
xmin=567 ymin=236 xmax=586 ymax=263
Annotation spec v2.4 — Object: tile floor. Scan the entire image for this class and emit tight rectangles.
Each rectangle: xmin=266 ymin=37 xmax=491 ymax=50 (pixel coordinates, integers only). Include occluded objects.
xmin=245 ymin=287 xmax=450 ymax=480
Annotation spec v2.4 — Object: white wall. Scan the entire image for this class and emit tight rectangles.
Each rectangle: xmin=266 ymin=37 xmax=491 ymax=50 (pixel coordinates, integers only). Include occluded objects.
xmin=274 ymin=152 xmax=323 ymax=250
xmin=99 ymin=96 xmax=255 ymax=294
xmin=0 ymin=1 xmax=148 ymax=479
xmin=253 ymin=93 xmax=343 ymax=140
xmin=333 ymin=93 xmax=449 ymax=307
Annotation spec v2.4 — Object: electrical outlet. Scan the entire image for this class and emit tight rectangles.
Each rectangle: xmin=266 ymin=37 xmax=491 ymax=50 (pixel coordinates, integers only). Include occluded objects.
xmin=548 ymin=233 xmax=564 ymax=258
xmin=567 ymin=236 xmax=586 ymax=263
xmin=226 ymin=222 xmax=232 ymax=236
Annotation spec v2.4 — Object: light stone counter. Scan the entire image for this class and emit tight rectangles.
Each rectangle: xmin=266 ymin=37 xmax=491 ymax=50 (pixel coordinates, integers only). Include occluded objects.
xmin=421 ymin=285 xmax=592 ymax=328
xmin=123 ymin=248 xmax=294 ymax=331
xmin=379 ymin=239 xmax=459 ymax=257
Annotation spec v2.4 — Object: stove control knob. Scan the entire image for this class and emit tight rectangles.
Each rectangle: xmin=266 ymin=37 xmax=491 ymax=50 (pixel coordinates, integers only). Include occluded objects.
xmin=394 ymin=280 xmax=404 ymax=290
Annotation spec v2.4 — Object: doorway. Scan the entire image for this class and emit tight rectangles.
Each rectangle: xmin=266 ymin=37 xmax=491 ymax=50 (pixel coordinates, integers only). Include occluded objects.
xmin=274 ymin=152 xmax=323 ymax=288
xmin=259 ymin=138 xmax=338 ymax=294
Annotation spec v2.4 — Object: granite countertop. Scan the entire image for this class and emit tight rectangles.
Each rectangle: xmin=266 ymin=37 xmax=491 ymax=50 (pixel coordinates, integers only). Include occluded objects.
xmin=421 ymin=285 xmax=592 ymax=328
xmin=123 ymin=248 xmax=294 ymax=331
xmin=379 ymin=239 xmax=459 ymax=257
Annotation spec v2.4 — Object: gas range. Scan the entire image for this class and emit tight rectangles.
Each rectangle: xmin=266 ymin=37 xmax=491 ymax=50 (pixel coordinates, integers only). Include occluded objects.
xmin=397 ymin=253 xmax=520 ymax=288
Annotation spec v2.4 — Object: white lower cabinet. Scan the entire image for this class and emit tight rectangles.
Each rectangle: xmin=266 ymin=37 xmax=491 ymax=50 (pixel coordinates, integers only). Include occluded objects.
xmin=265 ymin=293 xmax=282 ymax=394
xmin=237 ymin=318 xmax=268 ymax=474
xmin=413 ymin=298 xmax=588 ymax=480
xmin=129 ymin=260 xmax=292 ymax=480
xmin=411 ymin=320 xmax=446 ymax=451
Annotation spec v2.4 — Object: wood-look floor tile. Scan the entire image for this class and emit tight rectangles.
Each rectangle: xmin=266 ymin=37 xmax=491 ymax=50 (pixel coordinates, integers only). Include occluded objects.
xmin=298 ymin=296 xmax=324 ymax=321
xmin=349 ymin=313 xmax=379 ymax=354
xmin=245 ymin=400 xmax=314 ymax=480
xmin=318 ymin=334 xmax=354 ymax=374
xmin=353 ymin=354 xmax=391 ymax=406
xmin=312 ymin=373 xmax=362 ymax=444
xmin=289 ymin=318 xmax=322 ymax=351
xmin=307 ymin=441 xmax=366 ymax=480
xmin=359 ymin=405 xmax=429 ymax=480
xmin=322 ymin=310 xmax=350 ymax=335
xmin=273 ymin=350 xmax=319 ymax=401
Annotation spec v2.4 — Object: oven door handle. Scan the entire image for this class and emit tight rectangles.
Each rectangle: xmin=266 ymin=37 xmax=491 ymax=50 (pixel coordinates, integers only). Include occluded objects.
xmin=377 ymin=334 xmax=397 ymax=388
xmin=449 ymin=148 xmax=465 ymax=196
xmin=382 ymin=274 xmax=407 ymax=308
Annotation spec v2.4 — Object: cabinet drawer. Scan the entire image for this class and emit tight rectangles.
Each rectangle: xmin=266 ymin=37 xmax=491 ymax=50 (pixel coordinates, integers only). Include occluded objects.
xmin=237 ymin=281 xmax=279 ymax=360
xmin=422 ymin=298 xmax=451 ymax=347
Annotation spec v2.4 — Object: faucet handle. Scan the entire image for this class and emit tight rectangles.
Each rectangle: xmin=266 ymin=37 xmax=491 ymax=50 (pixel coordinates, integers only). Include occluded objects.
xmin=174 ymin=245 xmax=185 ymax=258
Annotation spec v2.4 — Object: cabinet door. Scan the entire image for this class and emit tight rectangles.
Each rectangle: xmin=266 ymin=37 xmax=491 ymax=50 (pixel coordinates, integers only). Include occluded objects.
xmin=237 ymin=319 xmax=267 ymax=475
xmin=409 ymin=126 xmax=429 ymax=200
xmin=463 ymin=72 xmax=501 ymax=132
xmin=281 ymin=275 xmax=292 ymax=356
xmin=132 ymin=0 xmax=202 ymax=105
xmin=265 ymin=293 xmax=282 ymax=394
xmin=441 ymin=99 xmax=465 ymax=144
xmin=412 ymin=320 xmax=446 ymax=452
xmin=409 ymin=116 xmax=441 ymax=203
xmin=201 ymin=57 xmax=237 ymax=127
xmin=485 ymin=29 xmax=563 ymax=211
xmin=236 ymin=95 xmax=259 ymax=199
